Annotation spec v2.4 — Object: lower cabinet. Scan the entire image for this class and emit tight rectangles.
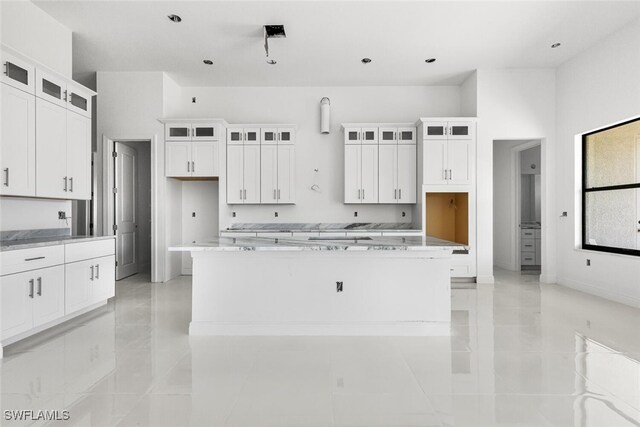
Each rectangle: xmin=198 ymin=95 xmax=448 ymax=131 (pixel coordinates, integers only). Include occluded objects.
xmin=65 ymin=255 xmax=115 ymax=315
xmin=1 ymin=265 xmax=64 ymax=340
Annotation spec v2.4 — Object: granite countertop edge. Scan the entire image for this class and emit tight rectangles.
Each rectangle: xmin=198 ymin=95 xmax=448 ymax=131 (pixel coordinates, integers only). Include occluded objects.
xmin=1 ymin=235 xmax=115 ymax=252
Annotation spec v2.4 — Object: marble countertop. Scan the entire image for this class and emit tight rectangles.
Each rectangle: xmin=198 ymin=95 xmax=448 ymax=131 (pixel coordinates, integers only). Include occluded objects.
xmin=169 ymin=235 xmax=466 ymax=252
xmin=1 ymin=235 xmax=115 ymax=252
xmin=224 ymin=222 xmax=420 ymax=233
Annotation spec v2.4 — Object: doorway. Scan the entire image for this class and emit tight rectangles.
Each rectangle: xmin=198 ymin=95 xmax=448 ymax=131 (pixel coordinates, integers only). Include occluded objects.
xmin=493 ymin=139 xmax=543 ymax=275
xmin=113 ymin=141 xmax=151 ymax=280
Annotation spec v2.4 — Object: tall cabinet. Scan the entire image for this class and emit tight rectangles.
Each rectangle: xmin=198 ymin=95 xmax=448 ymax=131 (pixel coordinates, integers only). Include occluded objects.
xmin=163 ymin=120 xmax=222 ymax=178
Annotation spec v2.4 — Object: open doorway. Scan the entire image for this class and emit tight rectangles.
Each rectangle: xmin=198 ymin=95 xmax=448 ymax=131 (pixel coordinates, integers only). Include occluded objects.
xmin=113 ymin=141 xmax=151 ymax=280
xmin=493 ymin=139 xmax=543 ymax=276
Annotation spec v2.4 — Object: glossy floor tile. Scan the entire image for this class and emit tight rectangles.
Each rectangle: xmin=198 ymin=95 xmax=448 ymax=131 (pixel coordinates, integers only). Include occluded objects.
xmin=1 ymin=269 xmax=640 ymax=426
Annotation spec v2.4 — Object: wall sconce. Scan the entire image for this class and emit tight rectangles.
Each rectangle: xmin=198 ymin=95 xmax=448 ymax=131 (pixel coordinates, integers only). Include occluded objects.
xmin=320 ymin=97 xmax=330 ymax=134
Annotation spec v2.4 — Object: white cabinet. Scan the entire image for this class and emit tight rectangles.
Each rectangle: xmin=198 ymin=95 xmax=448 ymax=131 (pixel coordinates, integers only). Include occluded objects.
xmin=243 ymin=144 xmax=261 ymax=203
xmin=422 ymin=121 xmax=474 ymax=140
xmin=1 ymin=84 xmax=36 ymax=196
xmin=397 ymin=144 xmax=417 ymax=203
xmin=36 ymin=99 xmax=91 ymax=200
xmin=1 ymin=265 xmax=64 ymax=340
xmin=66 ymin=82 xmax=93 ymax=118
xmin=379 ymin=127 xmax=416 ymax=144
xmin=424 ymin=139 xmax=471 ymax=185
xmin=165 ymin=122 xmax=219 ymax=141
xmin=344 ymin=127 xmax=379 ymax=145
xmin=261 ymin=143 xmax=295 ymax=204
xmin=65 ymin=255 xmax=115 ymax=315
xmin=227 ymin=143 xmax=261 ymax=204
xmin=344 ymin=144 xmax=378 ymax=203
xmin=1 ymin=50 xmax=35 ymax=93
xmin=379 ymin=143 xmax=416 ymax=203
xmin=165 ymin=141 xmax=219 ymax=178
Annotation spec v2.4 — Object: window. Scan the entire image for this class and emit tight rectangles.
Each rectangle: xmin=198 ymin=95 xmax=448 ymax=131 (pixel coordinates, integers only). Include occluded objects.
xmin=582 ymin=118 xmax=640 ymax=256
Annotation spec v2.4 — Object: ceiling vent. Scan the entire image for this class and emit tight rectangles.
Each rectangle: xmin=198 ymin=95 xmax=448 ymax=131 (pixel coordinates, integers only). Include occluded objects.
xmin=264 ymin=25 xmax=286 ymax=59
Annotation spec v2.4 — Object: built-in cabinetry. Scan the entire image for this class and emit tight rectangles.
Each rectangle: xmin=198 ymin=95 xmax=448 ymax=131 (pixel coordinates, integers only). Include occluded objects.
xmin=520 ymin=228 xmax=541 ymax=267
xmin=226 ymin=125 xmax=296 ymax=204
xmin=0 ymin=239 xmax=115 ymax=349
xmin=343 ymin=123 xmax=416 ymax=204
xmin=163 ymin=120 xmax=222 ymax=178
xmin=1 ymin=47 xmax=95 ymax=200
xmin=417 ymin=118 xmax=477 ymax=278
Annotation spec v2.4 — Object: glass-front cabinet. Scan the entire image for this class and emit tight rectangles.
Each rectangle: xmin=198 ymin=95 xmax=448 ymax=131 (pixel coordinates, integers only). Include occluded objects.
xmin=1 ymin=50 xmax=35 ymax=93
xmin=165 ymin=122 xmax=219 ymax=141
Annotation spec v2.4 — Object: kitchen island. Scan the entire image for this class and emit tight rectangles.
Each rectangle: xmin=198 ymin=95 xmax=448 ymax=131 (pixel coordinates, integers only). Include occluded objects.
xmin=169 ymin=235 xmax=462 ymax=336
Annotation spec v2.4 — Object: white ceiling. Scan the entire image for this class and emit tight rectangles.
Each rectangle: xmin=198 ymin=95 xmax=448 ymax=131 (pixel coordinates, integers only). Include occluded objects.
xmin=33 ymin=0 xmax=640 ymax=87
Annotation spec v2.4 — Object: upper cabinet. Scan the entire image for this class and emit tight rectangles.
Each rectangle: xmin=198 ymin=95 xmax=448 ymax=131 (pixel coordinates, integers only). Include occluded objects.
xmin=419 ymin=119 xmax=476 ymax=186
xmin=1 ymin=47 xmax=95 ymax=200
xmin=165 ymin=122 xmax=220 ymax=141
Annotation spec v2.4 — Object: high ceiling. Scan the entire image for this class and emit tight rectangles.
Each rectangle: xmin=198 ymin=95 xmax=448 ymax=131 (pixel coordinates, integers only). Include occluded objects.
xmin=33 ymin=1 xmax=640 ymax=87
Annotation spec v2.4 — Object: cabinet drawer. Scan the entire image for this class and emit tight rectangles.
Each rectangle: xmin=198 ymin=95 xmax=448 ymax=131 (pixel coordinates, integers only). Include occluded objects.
xmin=520 ymin=229 xmax=536 ymax=238
xmin=1 ymin=245 xmax=64 ymax=276
xmin=521 ymin=253 xmax=536 ymax=265
xmin=65 ymin=239 xmax=115 ymax=263
xmin=521 ymin=238 xmax=536 ymax=252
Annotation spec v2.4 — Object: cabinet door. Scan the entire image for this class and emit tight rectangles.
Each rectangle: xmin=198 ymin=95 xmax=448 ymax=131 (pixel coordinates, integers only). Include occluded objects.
xmin=243 ymin=144 xmax=261 ymax=204
xmin=227 ymin=128 xmax=244 ymax=144
xmin=226 ymin=145 xmax=244 ymax=204
xmin=361 ymin=127 xmax=379 ymax=145
xmin=344 ymin=145 xmax=362 ymax=203
xmin=91 ymin=256 xmax=115 ymax=303
xmin=260 ymin=144 xmax=278 ymax=204
xmin=448 ymin=121 xmax=474 ymax=140
xmin=361 ymin=143 xmax=378 ymax=203
xmin=165 ymin=142 xmax=191 ymax=177
xmin=423 ymin=139 xmax=447 ymax=185
xmin=261 ymin=128 xmax=278 ymax=145
xmin=66 ymin=82 xmax=92 ymax=118
xmin=278 ymin=128 xmax=295 ymax=145
xmin=65 ymin=259 xmax=92 ymax=314
xmin=447 ymin=140 xmax=471 ymax=185
xmin=66 ymin=111 xmax=91 ymax=200
xmin=192 ymin=123 xmax=218 ymax=140
xmin=244 ymin=128 xmax=261 ymax=145
xmin=191 ymin=141 xmax=219 ymax=177
xmin=165 ymin=123 xmax=192 ymax=141
xmin=1 ymin=271 xmax=34 ymax=340
xmin=423 ymin=121 xmax=448 ymax=140
xmin=35 ymin=98 xmax=68 ymax=198
xmin=35 ymin=69 xmax=67 ymax=108
xmin=378 ymin=144 xmax=398 ymax=204
xmin=1 ymin=51 xmax=35 ymax=93
xmin=32 ymin=265 xmax=65 ymax=328
xmin=277 ymin=144 xmax=295 ymax=204
xmin=397 ymin=127 xmax=416 ymax=145
xmin=1 ymin=84 xmax=36 ymax=196
xmin=344 ymin=128 xmax=360 ymax=145
xmin=397 ymin=144 xmax=416 ymax=203
xmin=379 ymin=127 xmax=397 ymax=144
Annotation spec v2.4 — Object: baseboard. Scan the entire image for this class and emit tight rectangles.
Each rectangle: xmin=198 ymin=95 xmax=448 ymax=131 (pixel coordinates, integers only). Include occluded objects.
xmin=476 ymin=275 xmax=495 ymax=284
xmin=189 ymin=321 xmax=451 ymax=337
xmin=557 ymin=277 xmax=640 ymax=308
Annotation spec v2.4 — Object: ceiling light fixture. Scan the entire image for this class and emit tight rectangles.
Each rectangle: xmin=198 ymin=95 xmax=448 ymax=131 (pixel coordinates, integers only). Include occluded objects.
xmin=167 ymin=14 xmax=182 ymax=23
xmin=425 ymin=58 xmax=436 ymax=63
xmin=361 ymin=58 xmax=372 ymax=64
xmin=551 ymin=42 xmax=561 ymax=48
xmin=203 ymin=59 xmax=213 ymax=65
xmin=266 ymin=59 xmax=277 ymax=65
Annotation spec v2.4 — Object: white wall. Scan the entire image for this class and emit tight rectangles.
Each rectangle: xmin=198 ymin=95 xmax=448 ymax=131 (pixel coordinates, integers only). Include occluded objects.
xmin=476 ymin=69 xmax=556 ymax=284
xmin=0 ymin=198 xmax=71 ymax=231
xmin=1 ymin=0 xmax=72 ymax=78
xmin=460 ymin=71 xmax=478 ymax=117
xmin=181 ymin=181 xmax=219 ymax=274
xmin=520 ymin=145 xmax=541 ymax=175
xmin=555 ymin=18 xmax=640 ymax=307
xmin=173 ymin=85 xmax=461 ymax=228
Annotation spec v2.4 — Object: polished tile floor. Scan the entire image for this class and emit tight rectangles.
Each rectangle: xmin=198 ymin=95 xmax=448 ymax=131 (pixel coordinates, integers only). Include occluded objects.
xmin=1 ymin=269 xmax=640 ymax=426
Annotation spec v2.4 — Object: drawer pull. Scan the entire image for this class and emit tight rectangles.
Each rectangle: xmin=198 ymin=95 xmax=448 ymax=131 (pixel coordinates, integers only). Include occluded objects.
xmin=25 ymin=256 xmax=45 ymax=261
xmin=37 ymin=277 xmax=42 ymax=296
xmin=28 ymin=279 xmax=34 ymax=298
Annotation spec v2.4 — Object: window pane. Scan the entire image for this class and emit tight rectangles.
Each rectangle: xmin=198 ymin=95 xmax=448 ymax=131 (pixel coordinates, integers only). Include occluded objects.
xmin=585 ymin=189 xmax=638 ymax=250
xmin=585 ymin=119 xmax=640 ymax=188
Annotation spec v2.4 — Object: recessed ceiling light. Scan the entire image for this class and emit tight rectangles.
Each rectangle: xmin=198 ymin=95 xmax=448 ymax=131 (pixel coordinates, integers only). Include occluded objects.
xmin=203 ymin=59 xmax=213 ymax=65
xmin=551 ymin=42 xmax=561 ymax=48
xmin=425 ymin=58 xmax=436 ymax=63
xmin=361 ymin=58 xmax=372 ymax=64
xmin=266 ymin=59 xmax=277 ymax=65
xmin=167 ymin=14 xmax=182 ymax=23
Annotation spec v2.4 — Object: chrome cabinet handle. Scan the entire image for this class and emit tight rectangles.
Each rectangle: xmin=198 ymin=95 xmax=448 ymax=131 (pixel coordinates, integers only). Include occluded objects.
xmin=63 ymin=176 xmax=68 ymax=191
xmin=362 ymin=189 xmax=365 ymax=200
xmin=449 ymin=169 xmax=453 ymax=180
xmin=69 ymin=177 xmax=74 ymax=192
xmin=90 ymin=265 xmax=94 ymax=281
xmin=28 ymin=279 xmax=34 ymax=298
xmin=243 ymin=189 xmax=246 ymax=199
xmin=278 ymin=189 xmax=280 ymax=200
xmin=37 ymin=277 xmax=42 ymax=296
xmin=191 ymin=161 xmax=195 ymax=172
xmin=394 ymin=189 xmax=397 ymax=199
xmin=399 ymin=189 xmax=402 ymax=199
xmin=2 ymin=62 xmax=7 ymax=76
xmin=240 ymin=189 xmax=243 ymax=200
xmin=273 ymin=189 xmax=276 ymax=200
xmin=25 ymin=256 xmax=45 ymax=261
xmin=187 ymin=161 xmax=190 ymax=172
xmin=63 ymin=90 xmax=67 ymax=102
xmin=95 ymin=264 xmax=100 ymax=279
xmin=358 ymin=189 xmax=361 ymax=199
xmin=3 ymin=168 xmax=8 ymax=186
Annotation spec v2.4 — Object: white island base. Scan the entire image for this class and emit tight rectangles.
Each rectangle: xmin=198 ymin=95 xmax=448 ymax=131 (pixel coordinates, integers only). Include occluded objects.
xmin=188 ymin=249 xmax=452 ymax=336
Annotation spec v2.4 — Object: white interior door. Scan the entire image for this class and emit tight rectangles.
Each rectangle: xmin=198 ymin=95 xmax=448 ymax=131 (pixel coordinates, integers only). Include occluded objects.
xmin=344 ymin=145 xmax=361 ymax=203
xmin=260 ymin=144 xmax=278 ymax=204
xmin=115 ymin=143 xmax=138 ymax=280
xmin=243 ymin=144 xmax=261 ymax=204
xmin=277 ymin=144 xmax=295 ymax=204
xmin=66 ymin=111 xmax=91 ymax=199
xmin=378 ymin=144 xmax=397 ymax=204
xmin=397 ymin=144 xmax=416 ymax=203
xmin=35 ymin=98 xmax=67 ymax=198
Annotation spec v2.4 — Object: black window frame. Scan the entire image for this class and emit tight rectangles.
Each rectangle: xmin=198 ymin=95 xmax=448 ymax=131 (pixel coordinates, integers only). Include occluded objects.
xmin=582 ymin=117 xmax=640 ymax=257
